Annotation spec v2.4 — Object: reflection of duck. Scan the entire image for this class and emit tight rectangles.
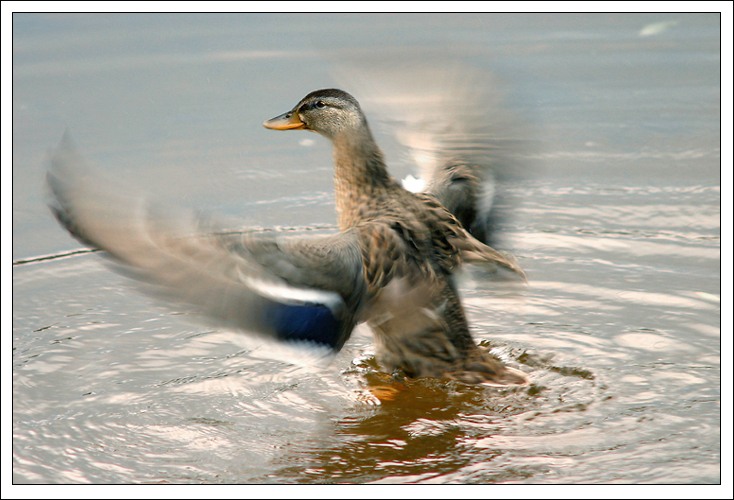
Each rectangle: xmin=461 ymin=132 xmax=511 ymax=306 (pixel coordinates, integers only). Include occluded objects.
xmin=47 ymin=88 xmax=528 ymax=386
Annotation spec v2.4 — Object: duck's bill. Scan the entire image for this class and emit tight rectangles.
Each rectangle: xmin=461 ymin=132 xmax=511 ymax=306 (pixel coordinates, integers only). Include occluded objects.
xmin=263 ymin=111 xmax=306 ymax=130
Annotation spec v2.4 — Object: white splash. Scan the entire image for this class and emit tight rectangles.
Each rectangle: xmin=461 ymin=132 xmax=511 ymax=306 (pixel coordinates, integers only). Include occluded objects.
xmin=639 ymin=20 xmax=679 ymax=37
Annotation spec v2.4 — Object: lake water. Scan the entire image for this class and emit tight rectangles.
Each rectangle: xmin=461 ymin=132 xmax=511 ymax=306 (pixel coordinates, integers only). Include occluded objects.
xmin=10 ymin=13 xmax=725 ymax=488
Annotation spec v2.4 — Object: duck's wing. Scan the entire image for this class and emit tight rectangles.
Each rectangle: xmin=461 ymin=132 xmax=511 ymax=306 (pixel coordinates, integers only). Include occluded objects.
xmin=332 ymin=49 xmax=536 ymax=247
xmin=46 ymin=134 xmax=366 ymax=355
xmin=452 ymin=228 xmax=527 ymax=283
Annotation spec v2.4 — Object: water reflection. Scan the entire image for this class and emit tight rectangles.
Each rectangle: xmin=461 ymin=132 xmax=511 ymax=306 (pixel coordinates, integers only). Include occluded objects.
xmin=257 ymin=348 xmax=610 ymax=484
xmin=266 ymin=383 xmax=525 ymax=483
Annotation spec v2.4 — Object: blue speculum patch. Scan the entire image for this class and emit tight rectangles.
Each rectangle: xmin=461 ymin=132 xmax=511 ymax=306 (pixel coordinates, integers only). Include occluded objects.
xmin=266 ymin=301 xmax=342 ymax=349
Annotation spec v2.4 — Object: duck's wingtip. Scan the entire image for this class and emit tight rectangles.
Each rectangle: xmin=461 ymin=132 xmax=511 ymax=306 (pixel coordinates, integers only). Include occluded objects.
xmin=60 ymin=128 xmax=74 ymax=143
xmin=50 ymin=129 xmax=78 ymax=159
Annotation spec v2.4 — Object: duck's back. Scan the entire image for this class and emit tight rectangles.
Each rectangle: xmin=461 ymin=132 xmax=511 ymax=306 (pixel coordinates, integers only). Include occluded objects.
xmin=351 ymin=185 xmax=464 ymax=284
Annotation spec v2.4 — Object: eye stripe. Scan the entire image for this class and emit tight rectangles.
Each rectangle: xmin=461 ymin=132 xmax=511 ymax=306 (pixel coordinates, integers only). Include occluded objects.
xmin=299 ymin=99 xmax=333 ymax=113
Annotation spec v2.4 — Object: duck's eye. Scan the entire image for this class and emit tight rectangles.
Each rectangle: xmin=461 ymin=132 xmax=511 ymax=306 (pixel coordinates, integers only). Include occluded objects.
xmin=314 ymin=100 xmax=326 ymax=109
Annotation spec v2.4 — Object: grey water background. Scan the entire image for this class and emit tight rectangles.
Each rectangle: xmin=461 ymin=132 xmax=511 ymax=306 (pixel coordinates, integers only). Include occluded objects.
xmin=11 ymin=13 xmax=722 ymax=484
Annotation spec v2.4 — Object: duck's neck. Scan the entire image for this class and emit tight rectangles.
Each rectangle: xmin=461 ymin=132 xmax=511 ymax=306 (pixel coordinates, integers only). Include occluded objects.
xmin=331 ymin=124 xmax=398 ymax=229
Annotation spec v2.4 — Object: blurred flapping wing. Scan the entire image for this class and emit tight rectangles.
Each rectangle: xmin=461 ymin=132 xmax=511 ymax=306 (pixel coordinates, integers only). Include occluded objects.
xmin=47 ymin=134 xmax=366 ymax=355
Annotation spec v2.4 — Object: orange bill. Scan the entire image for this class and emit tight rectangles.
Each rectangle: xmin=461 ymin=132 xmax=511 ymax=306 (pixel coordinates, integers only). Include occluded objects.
xmin=263 ymin=111 xmax=306 ymax=130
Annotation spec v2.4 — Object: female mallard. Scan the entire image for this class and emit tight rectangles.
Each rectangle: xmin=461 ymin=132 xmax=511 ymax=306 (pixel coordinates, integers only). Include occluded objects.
xmin=47 ymin=89 xmax=528 ymax=386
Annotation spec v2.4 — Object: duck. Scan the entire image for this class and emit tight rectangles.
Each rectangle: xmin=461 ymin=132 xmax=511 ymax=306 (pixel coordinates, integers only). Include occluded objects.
xmin=47 ymin=88 xmax=529 ymax=386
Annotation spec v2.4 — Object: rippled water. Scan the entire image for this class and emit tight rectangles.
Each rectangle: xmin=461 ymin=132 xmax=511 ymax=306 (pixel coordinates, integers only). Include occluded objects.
xmin=11 ymin=13 xmax=723 ymax=486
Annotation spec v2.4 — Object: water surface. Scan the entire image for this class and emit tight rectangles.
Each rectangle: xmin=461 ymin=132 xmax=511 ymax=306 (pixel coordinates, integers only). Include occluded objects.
xmin=11 ymin=13 xmax=723 ymax=485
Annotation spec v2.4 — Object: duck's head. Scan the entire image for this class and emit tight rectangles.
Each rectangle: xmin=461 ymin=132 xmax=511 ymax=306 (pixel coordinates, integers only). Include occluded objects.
xmin=263 ymin=89 xmax=366 ymax=139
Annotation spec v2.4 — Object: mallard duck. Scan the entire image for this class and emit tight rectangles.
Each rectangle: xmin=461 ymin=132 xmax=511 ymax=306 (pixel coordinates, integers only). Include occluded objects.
xmin=47 ymin=88 xmax=529 ymax=386
xmin=331 ymin=53 xmax=534 ymax=250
